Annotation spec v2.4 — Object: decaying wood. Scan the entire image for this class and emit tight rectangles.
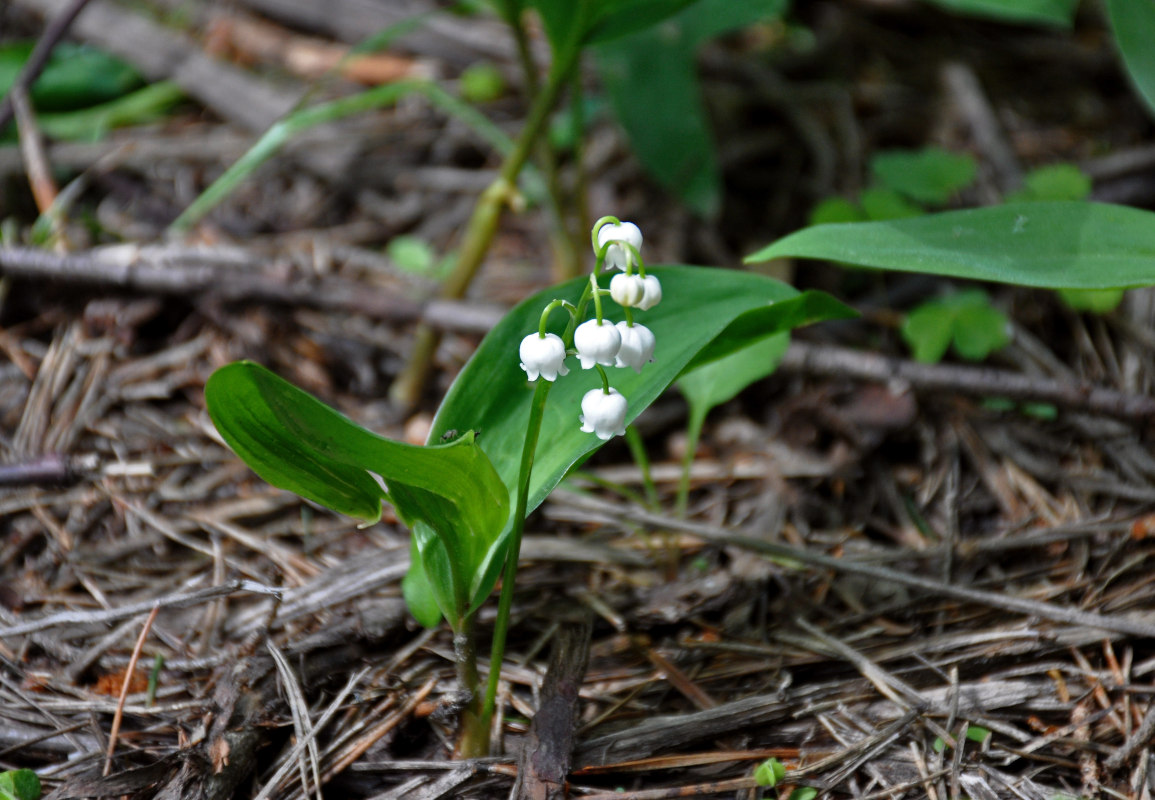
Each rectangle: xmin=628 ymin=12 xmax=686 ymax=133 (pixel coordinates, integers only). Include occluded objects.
xmin=514 ymin=612 xmax=593 ymax=800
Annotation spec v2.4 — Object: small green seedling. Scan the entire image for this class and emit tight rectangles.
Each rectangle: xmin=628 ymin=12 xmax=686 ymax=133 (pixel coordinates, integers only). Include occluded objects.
xmin=386 ymin=235 xmax=456 ymax=278
xmin=901 ymin=289 xmax=1010 ymax=363
xmin=0 ymin=769 xmax=41 ymax=800
xmin=1057 ymin=288 xmax=1125 ymax=314
xmin=933 ymin=724 xmax=991 ymax=752
xmin=1007 ymin=164 xmax=1091 ymax=203
xmin=753 ymin=757 xmax=817 ymax=800
xmin=459 ymin=62 xmax=506 ymax=103
xmin=870 ymin=147 xmax=978 ymax=206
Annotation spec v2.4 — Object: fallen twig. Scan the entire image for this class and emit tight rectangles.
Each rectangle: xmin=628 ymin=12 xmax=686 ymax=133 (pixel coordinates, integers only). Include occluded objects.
xmin=780 ymin=340 xmax=1155 ymax=422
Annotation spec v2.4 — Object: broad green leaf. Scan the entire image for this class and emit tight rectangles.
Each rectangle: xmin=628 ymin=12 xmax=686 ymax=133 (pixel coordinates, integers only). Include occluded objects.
xmin=431 ymin=265 xmax=854 ymax=518
xmin=1109 ymin=0 xmax=1155 ymax=118
xmin=921 ymin=0 xmax=1076 ymax=26
xmin=595 ymin=0 xmax=787 ymax=216
xmin=901 ymin=290 xmax=1009 ymax=363
xmin=206 ymin=362 xmax=509 ymax=625
xmin=679 ymin=333 xmax=789 ymax=414
xmin=1104 ymin=0 xmax=1155 ymax=117
xmin=0 ymin=42 xmax=142 ymax=112
xmin=402 ymin=539 xmax=445 ymax=627
xmin=1006 ymin=163 xmax=1091 ymax=203
xmin=1058 ymin=287 xmax=1126 ymax=313
xmin=870 ymin=148 xmax=977 ymax=205
xmin=746 ymin=202 xmax=1155 ymax=290
xmin=531 ymin=0 xmax=700 ymax=53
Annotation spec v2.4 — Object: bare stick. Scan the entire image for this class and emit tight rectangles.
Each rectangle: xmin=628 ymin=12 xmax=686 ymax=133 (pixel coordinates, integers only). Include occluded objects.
xmin=551 ymin=490 xmax=1155 ymax=640
xmin=104 ymin=604 xmax=158 ymax=776
xmin=780 ymin=340 xmax=1155 ymax=422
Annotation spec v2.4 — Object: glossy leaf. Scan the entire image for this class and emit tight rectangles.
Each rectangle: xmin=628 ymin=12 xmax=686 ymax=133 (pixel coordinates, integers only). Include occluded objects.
xmin=921 ymin=0 xmax=1076 ymax=26
xmin=678 ymin=333 xmax=789 ymax=419
xmin=430 ymin=266 xmax=854 ymax=517
xmin=1109 ymin=0 xmax=1155 ymax=118
xmin=531 ymin=0 xmax=700 ymax=53
xmin=746 ymin=202 xmax=1155 ymax=290
xmin=206 ymin=362 xmax=509 ymax=625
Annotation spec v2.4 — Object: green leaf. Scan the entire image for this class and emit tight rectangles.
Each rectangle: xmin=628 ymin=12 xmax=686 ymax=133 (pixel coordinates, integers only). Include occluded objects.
xmin=790 ymin=787 xmax=818 ymax=800
xmin=860 ymin=186 xmax=924 ymax=221
xmin=595 ymin=0 xmax=787 ymax=216
xmin=0 ymin=42 xmax=142 ymax=112
xmin=0 ymin=770 xmax=41 ymax=800
xmin=402 ymin=539 xmax=445 ymax=628
xmin=460 ymin=62 xmax=506 ymax=103
xmin=678 ymin=332 xmax=789 ymax=415
xmin=920 ymin=0 xmax=1077 ymax=26
xmin=430 ymin=266 xmax=855 ymax=610
xmin=870 ymin=147 xmax=977 ymax=205
xmin=1058 ymin=287 xmax=1125 ymax=313
xmin=809 ymin=196 xmax=865 ymax=225
xmin=901 ymin=290 xmax=1009 ymax=363
xmin=1109 ymin=0 xmax=1155 ymax=117
xmin=1007 ymin=163 xmax=1091 ymax=202
xmin=532 ymin=0 xmax=702 ymax=52
xmin=206 ymin=362 xmax=509 ymax=625
xmin=753 ymin=757 xmax=786 ymax=787
xmin=746 ymin=202 xmax=1155 ymax=290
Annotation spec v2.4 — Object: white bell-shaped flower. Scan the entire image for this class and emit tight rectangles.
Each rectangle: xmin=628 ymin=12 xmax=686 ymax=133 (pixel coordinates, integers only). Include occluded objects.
xmin=580 ymin=388 xmax=627 ymax=440
xmin=519 ymin=332 xmax=569 ymax=381
xmin=596 ymin=221 xmax=643 ymax=271
xmin=574 ymin=319 xmax=621 ymax=369
xmin=614 ymin=322 xmax=655 ymax=373
xmin=610 ymin=273 xmax=646 ymax=308
xmin=635 ymin=274 xmax=662 ymax=311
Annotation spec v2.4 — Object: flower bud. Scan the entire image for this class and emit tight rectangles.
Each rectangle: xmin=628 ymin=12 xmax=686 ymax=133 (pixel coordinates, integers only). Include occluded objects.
xmin=518 ymin=332 xmax=569 ymax=381
xmin=614 ymin=322 xmax=655 ymax=373
xmin=636 ymin=274 xmax=662 ymax=311
xmin=610 ymin=273 xmax=646 ymax=307
xmin=579 ymin=388 xmax=628 ymax=440
xmin=596 ymin=221 xmax=643 ymax=271
xmin=574 ymin=319 xmax=622 ymax=369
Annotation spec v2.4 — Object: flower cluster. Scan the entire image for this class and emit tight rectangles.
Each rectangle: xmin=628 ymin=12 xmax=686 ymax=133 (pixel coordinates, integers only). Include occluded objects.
xmin=518 ymin=217 xmax=662 ymax=440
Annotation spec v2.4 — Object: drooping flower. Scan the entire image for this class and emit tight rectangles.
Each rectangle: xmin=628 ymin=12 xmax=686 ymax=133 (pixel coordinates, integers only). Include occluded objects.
xmin=610 ymin=273 xmax=646 ymax=308
xmin=574 ymin=319 xmax=622 ymax=369
xmin=580 ymin=388 xmax=628 ymax=440
xmin=519 ymin=332 xmax=569 ymax=381
xmin=614 ymin=322 xmax=656 ymax=373
xmin=635 ymin=274 xmax=662 ymax=311
xmin=596 ymin=221 xmax=643 ymax=271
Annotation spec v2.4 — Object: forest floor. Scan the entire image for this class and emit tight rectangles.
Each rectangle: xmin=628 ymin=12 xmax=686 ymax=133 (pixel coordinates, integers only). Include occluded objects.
xmin=3 ymin=0 xmax=1155 ymax=798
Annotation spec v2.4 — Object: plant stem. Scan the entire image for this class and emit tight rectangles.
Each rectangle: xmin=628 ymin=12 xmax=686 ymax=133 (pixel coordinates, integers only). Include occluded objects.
xmin=675 ymin=408 xmax=706 ymax=519
xmin=453 ymin=612 xmax=488 ymax=758
xmin=389 ymin=48 xmax=580 ymax=410
xmin=480 ymin=378 xmax=552 ymax=732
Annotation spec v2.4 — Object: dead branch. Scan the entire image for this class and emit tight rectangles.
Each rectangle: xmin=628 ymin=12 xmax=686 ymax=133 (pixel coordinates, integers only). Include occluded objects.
xmin=780 ymin=340 xmax=1155 ymax=422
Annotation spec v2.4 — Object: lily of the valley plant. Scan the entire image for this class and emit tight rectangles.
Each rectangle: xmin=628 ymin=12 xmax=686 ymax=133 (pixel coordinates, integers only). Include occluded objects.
xmin=205 ymin=216 xmax=851 ymax=755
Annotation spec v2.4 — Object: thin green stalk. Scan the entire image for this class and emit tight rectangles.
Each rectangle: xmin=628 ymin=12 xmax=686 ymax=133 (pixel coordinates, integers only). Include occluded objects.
xmin=675 ymin=408 xmax=706 ymax=519
xmin=624 ymin=425 xmax=659 ymax=509
xmin=169 ymin=80 xmax=516 ymax=233
xmin=453 ymin=612 xmax=488 ymax=757
xmin=480 ymin=378 xmax=551 ymax=730
xmin=390 ymin=46 xmax=582 ymax=409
